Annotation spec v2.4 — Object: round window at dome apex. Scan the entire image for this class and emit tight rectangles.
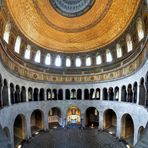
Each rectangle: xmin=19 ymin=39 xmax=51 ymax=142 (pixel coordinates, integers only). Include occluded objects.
xmin=49 ymin=0 xmax=95 ymax=18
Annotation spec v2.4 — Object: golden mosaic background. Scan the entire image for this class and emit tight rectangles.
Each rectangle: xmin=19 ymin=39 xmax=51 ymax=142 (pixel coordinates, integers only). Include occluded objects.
xmin=6 ymin=0 xmax=140 ymax=53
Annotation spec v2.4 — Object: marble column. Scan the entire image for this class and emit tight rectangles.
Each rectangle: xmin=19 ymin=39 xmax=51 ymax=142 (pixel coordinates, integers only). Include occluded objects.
xmin=26 ymin=87 xmax=29 ymax=102
xmin=133 ymin=125 xmax=138 ymax=145
xmin=100 ymin=89 xmax=103 ymax=101
xmin=63 ymin=89 xmax=66 ymax=100
xmin=8 ymin=86 xmax=11 ymax=106
xmin=99 ymin=111 xmax=103 ymax=129
xmin=136 ymin=84 xmax=140 ymax=105
xmin=26 ymin=113 xmax=32 ymax=138
xmin=118 ymin=87 xmax=122 ymax=102
xmin=116 ymin=116 xmax=121 ymax=138
xmin=44 ymin=89 xmax=47 ymax=101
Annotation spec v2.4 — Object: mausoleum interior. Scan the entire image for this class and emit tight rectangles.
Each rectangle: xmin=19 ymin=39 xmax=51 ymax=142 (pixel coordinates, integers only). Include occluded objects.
xmin=0 ymin=0 xmax=148 ymax=148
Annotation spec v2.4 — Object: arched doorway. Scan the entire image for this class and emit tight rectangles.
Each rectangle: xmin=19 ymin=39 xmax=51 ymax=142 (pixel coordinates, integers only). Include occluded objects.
xmin=103 ymin=109 xmax=117 ymax=135
xmin=85 ymin=107 xmax=99 ymax=128
xmin=66 ymin=106 xmax=81 ymax=128
xmin=31 ymin=109 xmax=44 ymax=134
xmin=137 ymin=126 xmax=144 ymax=141
xmin=121 ymin=114 xmax=134 ymax=146
xmin=48 ymin=107 xmax=62 ymax=128
xmin=13 ymin=114 xmax=26 ymax=147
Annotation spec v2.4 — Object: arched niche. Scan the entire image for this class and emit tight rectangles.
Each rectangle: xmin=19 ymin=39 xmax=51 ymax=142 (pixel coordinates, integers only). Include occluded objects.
xmin=13 ymin=114 xmax=26 ymax=146
xmin=21 ymin=86 xmax=26 ymax=102
xmin=31 ymin=109 xmax=44 ymax=134
xmin=48 ymin=107 xmax=62 ymax=128
xmin=10 ymin=83 xmax=15 ymax=104
xmin=2 ymin=79 xmax=8 ymax=106
xmin=33 ymin=88 xmax=39 ymax=101
xmin=39 ymin=88 xmax=44 ymax=101
xmin=85 ymin=107 xmax=99 ymax=128
xmin=66 ymin=106 xmax=81 ymax=128
xmin=121 ymin=114 xmax=134 ymax=146
xmin=15 ymin=85 xmax=20 ymax=103
xmin=65 ymin=89 xmax=70 ymax=100
xmin=121 ymin=85 xmax=127 ymax=102
xmin=58 ymin=89 xmax=63 ymax=100
xmin=103 ymin=109 xmax=117 ymax=135
xmin=77 ymin=89 xmax=82 ymax=100
xmin=139 ymin=78 xmax=146 ymax=106
xmin=103 ymin=88 xmax=108 ymax=100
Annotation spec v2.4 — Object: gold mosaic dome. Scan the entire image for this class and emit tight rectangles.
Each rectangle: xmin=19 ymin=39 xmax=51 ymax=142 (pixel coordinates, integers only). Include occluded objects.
xmin=6 ymin=0 xmax=140 ymax=53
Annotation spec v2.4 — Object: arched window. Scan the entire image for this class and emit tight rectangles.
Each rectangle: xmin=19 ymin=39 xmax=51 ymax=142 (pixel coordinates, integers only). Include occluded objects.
xmin=86 ymin=57 xmax=91 ymax=66
xmin=116 ymin=44 xmax=122 ymax=58
xmin=24 ymin=45 xmax=31 ymax=59
xmin=96 ymin=55 xmax=102 ymax=65
xmin=137 ymin=18 xmax=144 ymax=41
xmin=34 ymin=50 xmax=41 ymax=63
xmin=75 ymin=57 xmax=81 ymax=67
xmin=66 ymin=57 xmax=71 ymax=67
xmin=55 ymin=55 xmax=62 ymax=67
xmin=3 ymin=22 xmax=11 ymax=44
xmin=106 ymin=49 xmax=112 ymax=62
xmin=14 ymin=36 xmax=21 ymax=53
xmin=126 ymin=34 xmax=133 ymax=52
xmin=45 ymin=53 xmax=51 ymax=65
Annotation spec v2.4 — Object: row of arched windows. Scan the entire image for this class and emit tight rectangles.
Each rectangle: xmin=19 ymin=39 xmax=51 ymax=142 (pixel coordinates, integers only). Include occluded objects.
xmin=0 ymin=72 xmax=148 ymax=108
xmin=2 ymin=18 xmax=145 ymax=68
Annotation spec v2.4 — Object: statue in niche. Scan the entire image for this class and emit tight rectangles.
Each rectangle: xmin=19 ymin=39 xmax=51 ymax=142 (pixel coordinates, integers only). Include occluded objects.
xmin=115 ymin=90 xmax=119 ymax=100
xmin=28 ymin=91 xmax=32 ymax=100
xmin=71 ymin=90 xmax=76 ymax=99
xmin=96 ymin=91 xmax=100 ymax=98
xmin=48 ymin=91 xmax=51 ymax=99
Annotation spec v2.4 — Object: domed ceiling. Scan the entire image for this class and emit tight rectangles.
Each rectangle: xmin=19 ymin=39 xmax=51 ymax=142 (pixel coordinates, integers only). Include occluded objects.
xmin=6 ymin=0 xmax=140 ymax=53
xmin=49 ymin=0 xmax=95 ymax=18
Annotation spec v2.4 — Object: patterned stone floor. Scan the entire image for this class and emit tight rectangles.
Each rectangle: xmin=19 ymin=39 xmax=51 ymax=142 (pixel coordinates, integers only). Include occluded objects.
xmin=22 ymin=129 xmax=126 ymax=148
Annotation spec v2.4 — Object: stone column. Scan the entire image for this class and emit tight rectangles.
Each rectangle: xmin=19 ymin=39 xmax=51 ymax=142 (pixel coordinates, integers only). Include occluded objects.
xmin=43 ymin=111 xmax=49 ymax=131
xmin=116 ymin=116 xmax=121 ymax=138
xmin=26 ymin=113 xmax=32 ymax=138
xmin=133 ymin=125 xmax=138 ymax=145
xmin=38 ymin=89 xmax=40 ymax=101
xmin=32 ymin=88 xmax=34 ymax=101
xmin=118 ymin=87 xmax=122 ymax=102
xmin=10 ymin=127 xmax=14 ymax=148
xmin=136 ymin=84 xmax=140 ymax=105
xmin=63 ymin=89 xmax=66 ymax=100
xmin=81 ymin=113 xmax=85 ymax=128
xmin=44 ymin=89 xmax=47 ymax=101
xmin=82 ymin=89 xmax=84 ymax=100
xmin=100 ymin=89 xmax=103 ymax=101
xmin=8 ymin=86 xmax=11 ymax=106
xmin=126 ymin=86 xmax=129 ymax=102
xmin=99 ymin=111 xmax=103 ymax=129
xmin=26 ymin=87 xmax=29 ymax=102
xmin=13 ymin=87 xmax=16 ymax=104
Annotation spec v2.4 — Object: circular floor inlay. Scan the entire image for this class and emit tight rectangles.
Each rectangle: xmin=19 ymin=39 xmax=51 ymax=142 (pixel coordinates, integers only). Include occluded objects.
xmin=49 ymin=0 xmax=95 ymax=17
